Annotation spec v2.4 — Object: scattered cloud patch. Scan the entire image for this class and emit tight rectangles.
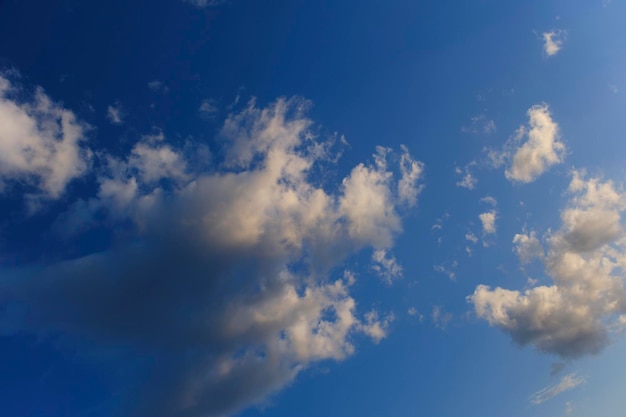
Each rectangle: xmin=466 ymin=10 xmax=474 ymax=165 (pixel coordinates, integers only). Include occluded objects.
xmin=479 ymin=210 xmax=497 ymax=234
xmin=543 ymin=30 xmax=567 ymax=56
xmin=147 ymin=80 xmax=169 ymax=93
xmin=462 ymin=114 xmax=496 ymax=135
xmin=466 ymin=232 xmax=479 ymax=244
xmin=371 ymin=249 xmax=403 ymax=284
xmin=488 ymin=104 xmax=565 ymax=183
xmin=470 ymin=172 xmax=626 ymax=358
xmin=107 ymin=103 xmax=124 ymax=125
xmin=0 ymin=74 xmax=91 ymax=201
xmin=434 ymin=261 xmax=457 ymax=281
xmin=456 ymin=163 xmax=478 ymax=190
xmin=199 ymin=98 xmax=219 ymax=118
xmin=480 ymin=196 xmax=497 ymax=206
xmin=432 ymin=306 xmax=453 ymax=330
xmin=529 ymin=373 xmax=585 ymax=405
xmin=513 ymin=231 xmax=544 ymax=264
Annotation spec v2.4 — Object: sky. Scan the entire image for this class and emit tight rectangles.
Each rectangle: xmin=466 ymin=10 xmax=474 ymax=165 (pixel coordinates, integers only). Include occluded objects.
xmin=1 ymin=0 xmax=626 ymax=417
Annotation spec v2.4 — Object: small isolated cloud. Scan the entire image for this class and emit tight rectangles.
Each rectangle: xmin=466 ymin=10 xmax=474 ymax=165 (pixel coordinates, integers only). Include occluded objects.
xmin=480 ymin=196 xmax=497 ymax=206
xmin=462 ymin=114 xmax=496 ymax=135
xmin=466 ymin=232 xmax=479 ymax=244
xmin=479 ymin=210 xmax=497 ymax=234
xmin=371 ymin=249 xmax=403 ymax=284
xmin=529 ymin=373 xmax=585 ymax=405
xmin=456 ymin=163 xmax=478 ymax=190
xmin=470 ymin=172 xmax=626 ymax=358
xmin=488 ymin=104 xmax=565 ymax=183
xmin=199 ymin=98 xmax=219 ymax=118
xmin=147 ymin=80 xmax=169 ymax=93
xmin=408 ymin=307 xmax=424 ymax=322
xmin=565 ymin=401 xmax=574 ymax=415
xmin=543 ymin=30 xmax=567 ymax=56
xmin=107 ymin=103 xmax=124 ymax=125
xmin=432 ymin=306 xmax=453 ymax=330
xmin=434 ymin=260 xmax=457 ymax=281
xmin=0 ymin=74 xmax=91 ymax=201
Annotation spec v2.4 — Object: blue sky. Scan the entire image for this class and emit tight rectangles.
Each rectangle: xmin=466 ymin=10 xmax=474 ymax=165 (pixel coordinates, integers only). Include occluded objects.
xmin=1 ymin=0 xmax=626 ymax=416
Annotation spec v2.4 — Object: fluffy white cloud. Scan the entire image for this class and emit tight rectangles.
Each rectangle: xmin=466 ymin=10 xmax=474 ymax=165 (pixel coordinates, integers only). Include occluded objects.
xmin=470 ymin=172 xmax=626 ymax=358
xmin=479 ymin=210 xmax=497 ymax=234
xmin=513 ymin=231 xmax=544 ymax=264
xmin=0 ymin=75 xmax=91 ymax=199
xmin=543 ymin=30 xmax=566 ymax=57
xmin=3 ymin=97 xmax=424 ymax=417
xmin=505 ymin=105 xmax=565 ymax=183
xmin=529 ymin=373 xmax=585 ymax=405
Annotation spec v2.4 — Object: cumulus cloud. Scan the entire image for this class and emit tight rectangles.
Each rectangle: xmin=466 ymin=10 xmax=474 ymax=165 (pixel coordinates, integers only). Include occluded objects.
xmin=1 ymin=97 xmax=424 ymax=417
xmin=479 ymin=210 xmax=497 ymax=234
xmin=543 ymin=30 xmax=567 ymax=57
xmin=0 ymin=74 xmax=91 ymax=200
xmin=529 ymin=373 xmax=585 ymax=405
xmin=470 ymin=172 xmax=626 ymax=358
xmin=513 ymin=231 xmax=544 ymax=264
xmin=487 ymin=105 xmax=565 ymax=183
xmin=506 ymin=105 xmax=565 ymax=182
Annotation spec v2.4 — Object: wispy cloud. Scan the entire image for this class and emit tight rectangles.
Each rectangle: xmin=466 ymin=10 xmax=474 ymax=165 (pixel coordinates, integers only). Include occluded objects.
xmin=529 ymin=373 xmax=585 ymax=405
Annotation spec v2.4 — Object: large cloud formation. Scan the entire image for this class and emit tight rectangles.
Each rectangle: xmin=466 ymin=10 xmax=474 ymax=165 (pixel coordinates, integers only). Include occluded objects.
xmin=0 ymin=92 xmax=424 ymax=417
xmin=470 ymin=171 xmax=626 ymax=358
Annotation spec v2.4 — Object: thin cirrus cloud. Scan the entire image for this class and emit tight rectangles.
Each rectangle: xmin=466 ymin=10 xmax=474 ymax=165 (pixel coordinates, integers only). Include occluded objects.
xmin=1 ymin=88 xmax=425 ymax=417
xmin=470 ymin=171 xmax=626 ymax=358
xmin=529 ymin=373 xmax=585 ymax=405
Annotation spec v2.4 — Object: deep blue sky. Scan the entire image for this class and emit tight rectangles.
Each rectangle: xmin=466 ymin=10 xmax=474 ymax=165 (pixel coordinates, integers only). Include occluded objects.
xmin=1 ymin=1 xmax=626 ymax=417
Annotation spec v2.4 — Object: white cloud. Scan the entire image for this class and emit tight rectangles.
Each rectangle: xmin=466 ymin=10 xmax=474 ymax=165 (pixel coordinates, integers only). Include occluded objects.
xmin=506 ymin=105 xmax=565 ymax=183
xmin=479 ymin=210 xmax=497 ymax=234
xmin=529 ymin=373 xmax=585 ymax=405
xmin=470 ymin=172 xmax=626 ymax=357
xmin=513 ymin=231 xmax=544 ymax=264
xmin=4 ymin=96 xmax=424 ymax=417
xmin=434 ymin=261 xmax=457 ymax=281
xmin=371 ymin=249 xmax=403 ymax=284
xmin=456 ymin=163 xmax=477 ymax=190
xmin=543 ymin=30 xmax=567 ymax=57
xmin=107 ymin=103 xmax=124 ymax=125
xmin=0 ymin=74 xmax=91 ymax=200
xmin=480 ymin=196 xmax=497 ymax=206
xmin=466 ymin=232 xmax=479 ymax=244
xmin=397 ymin=145 xmax=425 ymax=206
